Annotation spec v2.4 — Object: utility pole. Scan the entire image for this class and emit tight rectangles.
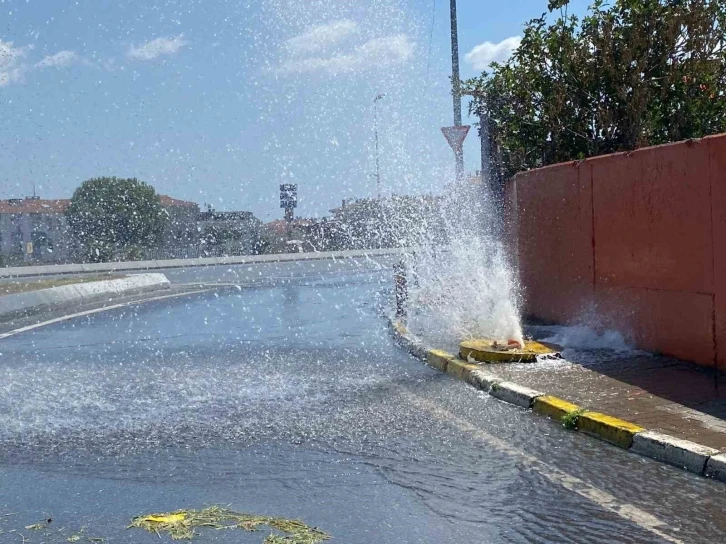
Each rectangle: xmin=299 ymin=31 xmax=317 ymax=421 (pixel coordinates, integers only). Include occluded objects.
xmin=373 ymin=93 xmax=386 ymax=200
xmin=441 ymin=0 xmax=468 ymax=183
xmin=449 ymin=0 xmax=464 ymax=181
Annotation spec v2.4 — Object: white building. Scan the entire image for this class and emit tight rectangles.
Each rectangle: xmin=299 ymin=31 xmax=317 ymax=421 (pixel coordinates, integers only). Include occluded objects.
xmin=0 ymin=197 xmax=74 ymax=265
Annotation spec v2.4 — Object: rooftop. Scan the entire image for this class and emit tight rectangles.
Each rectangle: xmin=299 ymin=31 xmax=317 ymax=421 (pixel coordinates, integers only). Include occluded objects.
xmin=0 ymin=198 xmax=70 ymax=214
xmin=0 ymin=194 xmax=198 ymax=214
xmin=159 ymin=195 xmax=199 ymax=208
xmin=265 ymin=218 xmax=316 ymax=235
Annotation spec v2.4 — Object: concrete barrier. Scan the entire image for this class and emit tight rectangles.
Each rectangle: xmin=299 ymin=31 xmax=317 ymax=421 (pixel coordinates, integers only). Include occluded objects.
xmin=0 ymin=248 xmax=403 ymax=279
xmin=507 ymin=133 xmax=726 ymax=367
xmin=0 ymin=273 xmax=170 ymax=321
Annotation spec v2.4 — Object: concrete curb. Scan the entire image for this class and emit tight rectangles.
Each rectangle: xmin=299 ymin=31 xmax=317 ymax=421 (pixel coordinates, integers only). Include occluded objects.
xmin=705 ymin=453 xmax=726 ymax=480
xmin=490 ymin=382 xmax=544 ymax=409
xmin=578 ymin=412 xmax=643 ymax=449
xmin=0 ymin=273 xmax=170 ymax=321
xmin=632 ymin=431 xmax=719 ymax=474
xmin=0 ymin=248 xmax=403 ymax=278
xmin=533 ymin=395 xmax=581 ymax=420
xmin=387 ymin=315 xmax=726 ymax=483
xmin=466 ymin=369 xmax=501 ymax=392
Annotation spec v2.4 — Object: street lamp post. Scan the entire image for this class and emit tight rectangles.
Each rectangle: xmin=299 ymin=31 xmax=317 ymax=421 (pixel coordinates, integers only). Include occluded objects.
xmin=373 ymin=93 xmax=386 ymax=201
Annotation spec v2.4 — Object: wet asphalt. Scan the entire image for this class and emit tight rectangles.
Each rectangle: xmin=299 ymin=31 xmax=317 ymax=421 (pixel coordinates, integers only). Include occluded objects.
xmin=0 ymin=259 xmax=725 ymax=543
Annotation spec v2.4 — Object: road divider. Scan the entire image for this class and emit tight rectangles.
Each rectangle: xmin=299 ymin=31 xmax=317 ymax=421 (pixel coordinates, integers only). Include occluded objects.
xmin=387 ymin=315 xmax=726 ymax=483
xmin=0 ymin=273 xmax=170 ymax=322
xmin=0 ymin=248 xmax=403 ymax=278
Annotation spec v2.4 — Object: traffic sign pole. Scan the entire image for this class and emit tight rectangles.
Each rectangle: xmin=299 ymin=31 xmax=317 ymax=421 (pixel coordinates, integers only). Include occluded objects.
xmin=455 ymin=144 xmax=464 ymax=182
xmin=449 ymin=0 xmax=464 ymax=181
xmin=442 ymin=125 xmax=470 ymax=182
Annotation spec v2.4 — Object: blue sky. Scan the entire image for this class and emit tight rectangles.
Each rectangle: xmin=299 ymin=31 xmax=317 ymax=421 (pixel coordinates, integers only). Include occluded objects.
xmin=0 ymin=0 xmax=588 ymax=220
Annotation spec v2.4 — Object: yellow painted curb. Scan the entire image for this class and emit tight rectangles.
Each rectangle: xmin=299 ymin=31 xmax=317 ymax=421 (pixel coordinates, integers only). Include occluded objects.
xmin=392 ymin=321 xmax=408 ymax=336
xmin=390 ymin=319 xmax=647 ymax=455
xmin=578 ymin=412 xmax=644 ymax=449
xmin=426 ymin=349 xmax=454 ymax=372
xmin=532 ymin=396 xmax=581 ymax=420
xmin=446 ymin=358 xmax=479 ymax=381
xmin=460 ymin=339 xmax=561 ymax=363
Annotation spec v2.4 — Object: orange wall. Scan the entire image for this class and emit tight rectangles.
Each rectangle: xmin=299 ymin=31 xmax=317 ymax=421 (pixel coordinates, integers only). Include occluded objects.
xmin=508 ymin=134 xmax=726 ymax=367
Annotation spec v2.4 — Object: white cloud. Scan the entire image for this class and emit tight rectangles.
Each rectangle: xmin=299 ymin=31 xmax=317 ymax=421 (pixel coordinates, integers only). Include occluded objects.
xmin=35 ymin=50 xmax=77 ymax=69
xmin=278 ymin=21 xmax=414 ymax=76
xmin=0 ymin=39 xmax=30 ymax=86
xmin=464 ymin=36 xmax=521 ymax=70
xmin=127 ymin=35 xmax=187 ymax=61
xmin=284 ymin=19 xmax=358 ymax=57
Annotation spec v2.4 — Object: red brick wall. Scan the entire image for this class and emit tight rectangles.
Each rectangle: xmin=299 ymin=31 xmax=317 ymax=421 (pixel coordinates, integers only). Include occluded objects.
xmin=508 ymin=134 xmax=726 ymax=367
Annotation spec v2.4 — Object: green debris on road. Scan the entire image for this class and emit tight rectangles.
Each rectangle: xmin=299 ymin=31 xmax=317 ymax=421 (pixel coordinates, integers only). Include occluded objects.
xmin=561 ymin=408 xmax=586 ymax=430
xmin=129 ymin=506 xmax=331 ymax=543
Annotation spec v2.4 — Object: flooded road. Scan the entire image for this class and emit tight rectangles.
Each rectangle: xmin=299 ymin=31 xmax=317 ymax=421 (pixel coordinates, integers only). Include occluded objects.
xmin=1 ymin=262 xmax=725 ymax=543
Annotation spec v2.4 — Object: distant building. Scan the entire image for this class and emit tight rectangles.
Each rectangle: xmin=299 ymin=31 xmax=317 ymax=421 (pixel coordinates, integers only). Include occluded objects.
xmin=329 ymin=194 xmax=445 ymax=249
xmin=0 ymin=193 xmax=205 ymax=265
xmin=260 ymin=218 xmax=335 ymax=254
xmin=197 ymin=207 xmax=262 ymax=256
xmin=159 ymin=195 xmax=200 ymax=246
xmin=0 ymin=197 xmax=74 ymax=264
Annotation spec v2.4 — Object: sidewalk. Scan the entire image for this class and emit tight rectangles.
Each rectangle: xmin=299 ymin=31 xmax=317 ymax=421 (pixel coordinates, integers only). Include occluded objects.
xmin=391 ymin=319 xmax=726 ymax=479
xmin=489 ymin=344 xmax=726 ymax=450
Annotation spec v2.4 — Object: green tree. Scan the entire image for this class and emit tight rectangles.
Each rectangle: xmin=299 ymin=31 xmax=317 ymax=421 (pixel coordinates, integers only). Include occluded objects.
xmin=465 ymin=0 xmax=726 ymax=181
xmin=65 ymin=177 xmax=168 ymax=262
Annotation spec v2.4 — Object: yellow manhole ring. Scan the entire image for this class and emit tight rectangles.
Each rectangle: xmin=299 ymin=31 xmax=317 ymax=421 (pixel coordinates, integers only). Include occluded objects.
xmin=460 ymin=339 xmax=561 ymax=363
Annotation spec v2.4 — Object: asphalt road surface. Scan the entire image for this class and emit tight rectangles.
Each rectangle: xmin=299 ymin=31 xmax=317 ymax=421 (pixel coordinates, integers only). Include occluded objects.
xmin=1 ymin=259 xmax=725 ymax=543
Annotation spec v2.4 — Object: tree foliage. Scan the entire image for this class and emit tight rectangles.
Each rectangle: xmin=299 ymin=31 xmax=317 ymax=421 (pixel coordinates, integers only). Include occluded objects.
xmin=65 ymin=177 xmax=168 ymax=262
xmin=465 ymin=0 xmax=726 ymax=181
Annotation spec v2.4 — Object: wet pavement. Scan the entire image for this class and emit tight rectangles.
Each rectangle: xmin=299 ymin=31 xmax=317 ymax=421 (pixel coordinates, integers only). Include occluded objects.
xmin=414 ymin=321 xmax=726 ymax=451
xmin=1 ymin=262 xmax=726 ymax=543
xmin=487 ymin=327 xmax=726 ymax=451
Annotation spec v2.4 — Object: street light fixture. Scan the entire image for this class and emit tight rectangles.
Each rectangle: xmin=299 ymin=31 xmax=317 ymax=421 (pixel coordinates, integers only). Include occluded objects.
xmin=373 ymin=93 xmax=386 ymax=201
